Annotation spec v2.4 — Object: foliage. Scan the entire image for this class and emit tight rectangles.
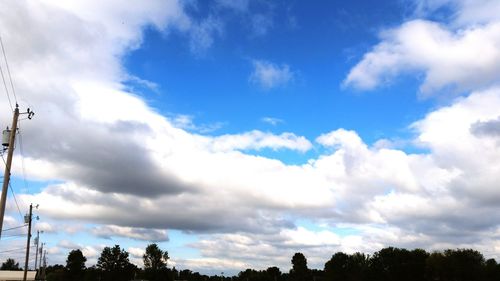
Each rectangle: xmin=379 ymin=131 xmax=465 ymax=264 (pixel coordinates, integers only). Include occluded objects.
xmin=143 ymin=243 xmax=169 ymax=270
xmin=66 ymin=249 xmax=87 ymax=281
xmin=141 ymin=243 xmax=170 ymax=281
xmin=289 ymin=252 xmax=312 ymax=281
xmin=8 ymin=245 xmax=500 ymax=281
xmin=1 ymin=258 xmax=21 ymax=270
xmin=96 ymin=245 xmax=136 ymax=281
xmin=45 ymin=264 xmax=65 ymax=281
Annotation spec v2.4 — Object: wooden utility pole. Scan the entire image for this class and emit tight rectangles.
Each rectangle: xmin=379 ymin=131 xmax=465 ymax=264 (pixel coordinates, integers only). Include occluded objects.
xmin=39 ymin=242 xmax=44 ymax=277
xmin=34 ymin=230 xmax=39 ymax=270
xmin=0 ymin=105 xmax=19 ymax=239
xmin=23 ymin=203 xmax=33 ymax=281
xmin=41 ymin=250 xmax=46 ymax=281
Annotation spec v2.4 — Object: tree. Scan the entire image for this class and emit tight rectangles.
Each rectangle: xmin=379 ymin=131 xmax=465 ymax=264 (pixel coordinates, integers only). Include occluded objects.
xmin=143 ymin=243 xmax=169 ymax=270
xmin=290 ymin=252 xmax=311 ymax=281
xmin=266 ymin=266 xmax=282 ymax=281
xmin=66 ymin=249 xmax=87 ymax=281
xmin=325 ymin=252 xmax=368 ymax=281
xmin=142 ymin=243 xmax=170 ymax=281
xmin=46 ymin=264 xmax=65 ymax=281
xmin=97 ymin=245 xmax=136 ymax=281
xmin=1 ymin=258 xmax=20 ymax=270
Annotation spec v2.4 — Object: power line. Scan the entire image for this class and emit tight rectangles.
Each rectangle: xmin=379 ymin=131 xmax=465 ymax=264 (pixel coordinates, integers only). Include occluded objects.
xmin=0 ymin=36 xmax=17 ymax=105
xmin=16 ymin=122 xmax=29 ymax=195
xmin=2 ymin=224 xmax=26 ymax=232
xmin=0 ymin=50 xmax=12 ymax=111
xmin=0 ymin=247 xmax=25 ymax=254
xmin=8 ymin=182 xmax=23 ymax=221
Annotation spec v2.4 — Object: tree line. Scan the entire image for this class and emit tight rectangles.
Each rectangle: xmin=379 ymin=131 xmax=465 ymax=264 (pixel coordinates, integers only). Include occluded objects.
xmin=2 ymin=245 xmax=500 ymax=281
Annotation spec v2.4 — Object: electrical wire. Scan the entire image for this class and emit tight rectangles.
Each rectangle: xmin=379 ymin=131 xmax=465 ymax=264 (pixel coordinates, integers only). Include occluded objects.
xmin=0 ymin=247 xmax=26 ymax=254
xmin=0 ymin=36 xmax=17 ymax=105
xmin=16 ymin=122 xmax=29 ymax=195
xmin=1 ymin=224 xmax=26 ymax=232
xmin=0 ymin=52 xmax=12 ymax=111
xmin=8 ymin=182 xmax=24 ymax=221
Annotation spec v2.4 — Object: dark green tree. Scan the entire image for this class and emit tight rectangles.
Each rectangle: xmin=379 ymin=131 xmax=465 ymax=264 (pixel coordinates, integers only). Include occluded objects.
xmin=325 ymin=252 xmax=368 ymax=281
xmin=443 ymin=249 xmax=485 ymax=281
xmin=289 ymin=252 xmax=311 ymax=281
xmin=1 ymin=258 xmax=20 ymax=270
xmin=66 ymin=249 xmax=87 ymax=281
xmin=97 ymin=245 xmax=136 ymax=281
xmin=83 ymin=266 xmax=99 ymax=281
xmin=143 ymin=243 xmax=169 ymax=270
xmin=266 ymin=266 xmax=282 ymax=281
xmin=45 ymin=264 xmax=65 ymax=281
xmin=484 ymin=258 xmax=500 ymax=281
xmin=142 ymin=243 xmax=170 ymax=281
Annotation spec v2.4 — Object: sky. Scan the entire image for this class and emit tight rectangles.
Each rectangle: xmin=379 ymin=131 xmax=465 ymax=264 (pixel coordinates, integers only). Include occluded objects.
xmin=1 ymin=0 xmax=500 ymax=275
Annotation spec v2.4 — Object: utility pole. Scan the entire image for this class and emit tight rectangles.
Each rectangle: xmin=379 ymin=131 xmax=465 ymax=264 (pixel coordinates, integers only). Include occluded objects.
xmin=23 ymin=203 xmax=33 ymax=281
xmin=34 ymin=230 xmax=41 ymax=270
xmin=0 ymin=105 xmax=19 ymax=239
xmin=41 ymin=250 xmax=46 ymax=281
xmin=39 ymin=243 xmax=44 ymax=275
xmin=34 ymin=231 xmax=39 ymax=270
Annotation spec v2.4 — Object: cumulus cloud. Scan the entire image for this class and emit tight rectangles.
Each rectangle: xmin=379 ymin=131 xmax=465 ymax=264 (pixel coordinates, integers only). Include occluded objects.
xmin=470 ymin=117 xmax=500 ymax=137
xmin=210 ymin=130 xmax=312 ymax=152
xmin=92 ymin=225 xmax=169 ymax=242
xmin=250 ymin=60 xmax=294 ymax=89
xmin=58 ymin=240 xmax=81 ymax=250
xmin=344 ymin=20 xmax=500 ymax=94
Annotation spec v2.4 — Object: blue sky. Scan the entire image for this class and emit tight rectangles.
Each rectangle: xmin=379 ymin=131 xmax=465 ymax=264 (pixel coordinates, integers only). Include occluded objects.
xmin=1 ymin=0 xmax=500 ymax=275
xmin=124 ymin=0 xmax=426 ymax=147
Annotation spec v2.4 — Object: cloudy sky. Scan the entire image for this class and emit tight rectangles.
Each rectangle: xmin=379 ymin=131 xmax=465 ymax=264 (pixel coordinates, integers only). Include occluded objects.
xmin=1 ymin=0 xmax=500 ymax=275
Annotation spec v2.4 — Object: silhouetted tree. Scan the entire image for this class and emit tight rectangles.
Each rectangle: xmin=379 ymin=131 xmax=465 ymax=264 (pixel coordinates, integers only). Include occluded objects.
xmin=484 ymin=258 xmax=500 ymax=281
xmin=325 ymin=252 xmax=368 ymax=281
xmin=83 ymin=266 xmax=99 ymax=281
xmin=144 ymin=243 xmax=169 ymax=270
xmin=443 ymin=249 xmax=484 ymax=281
xmin=97 ymin=245 xmax=136 ymax=281
xmin=66 ymin=249 xmax=87 ymax=281
xmin=142 ymin=243 xmax=170 ymax=281
xmin=290 ymin=252 xmax=311 ymax=281
xmin=266 ymin=266 xmax=282 ymax=281
xmin=1 ymin=258 xmax=20 ymax=270
xmin=369 ymin=247 xmax=429 ymax=281
xmin=45 ymin=264 xmax=65 ymax=281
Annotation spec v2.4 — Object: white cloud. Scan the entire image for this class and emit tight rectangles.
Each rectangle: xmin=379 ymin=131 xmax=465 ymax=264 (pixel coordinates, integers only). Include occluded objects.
xmin=261 ymin=117 xmax=284 ymax=126
xmin=188 ymin=15 xmax=223 ymax=54
xmin=92 ymin=225 xmax=169 ymax=242
xmin=170 ymin=114 xmax=224 ymax=133
xmin=250 ymin=60 xmax=294 ymax=89
xmin=344 ymin=20 xmax=500 ymax=95
xmin=58 ymin=240 xmax=81 ymax=250
xmin=250 ymin=14 xmax=274 ymax=36
xmin=414 ymin=0 xmax=500 ymax=25
xmin=210 ymin=130 xmax=312 ymax=152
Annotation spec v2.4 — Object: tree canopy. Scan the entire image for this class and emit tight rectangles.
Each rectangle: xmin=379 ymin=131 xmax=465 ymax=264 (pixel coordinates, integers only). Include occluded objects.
xmin=34 ymin=245 xmax=500 ymax=281
xmin=66 ymin=249 xmax=87 ymax=281
xmin=1 ymin=258 xmax=20 ymax=270
xmin=143 ymin=243 xmax=169 ymax=270
xmin=96 ymin=245 xmax=136 ymax=281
